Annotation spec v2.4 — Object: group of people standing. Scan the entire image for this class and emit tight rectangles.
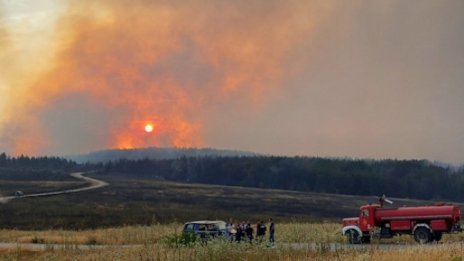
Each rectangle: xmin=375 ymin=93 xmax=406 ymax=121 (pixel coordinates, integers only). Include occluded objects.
xmin=227 ymin=218 xmax=275 ymax=244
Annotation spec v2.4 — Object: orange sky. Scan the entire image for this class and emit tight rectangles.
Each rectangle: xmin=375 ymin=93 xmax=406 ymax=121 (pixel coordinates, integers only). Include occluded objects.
xmin=1 ymin=1 xmax=464 ymax=164
xmin=0 ymin=0 xmax=323 ymax=154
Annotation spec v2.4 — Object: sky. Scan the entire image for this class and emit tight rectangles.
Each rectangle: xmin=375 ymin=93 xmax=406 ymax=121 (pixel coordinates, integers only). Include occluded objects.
xmin=1 ymin=0 xmax=464 ymax=164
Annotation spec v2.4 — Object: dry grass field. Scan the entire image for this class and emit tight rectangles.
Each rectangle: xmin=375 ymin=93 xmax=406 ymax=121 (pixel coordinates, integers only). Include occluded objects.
xmin=2 ymin=244 xmax=464 ymax=261
xmin=2 ymin=222 xmax=464 ymax=245
xmin=0 ymin=223 xmax=464 ymax=260
xmin=0 ymin=223 xmax=463 ymax=260
xmin=0 ymin=223 xmax=342 ymax=245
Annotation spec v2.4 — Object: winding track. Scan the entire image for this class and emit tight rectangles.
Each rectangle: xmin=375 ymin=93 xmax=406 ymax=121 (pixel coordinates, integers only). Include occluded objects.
xmin=0 ymin=172 xmax=108 ymax=203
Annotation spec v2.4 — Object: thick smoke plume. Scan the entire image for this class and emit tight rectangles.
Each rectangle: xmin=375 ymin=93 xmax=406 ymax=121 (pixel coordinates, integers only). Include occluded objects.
xmin=0 ymin=0 xmax=323 ymax=155
xmin=2 ymin=1 xmax=464 ymax=164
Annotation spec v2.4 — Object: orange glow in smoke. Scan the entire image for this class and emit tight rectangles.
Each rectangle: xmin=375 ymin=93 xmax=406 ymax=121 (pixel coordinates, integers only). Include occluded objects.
xmin=0 ymin=0 xmax=320 ymax=155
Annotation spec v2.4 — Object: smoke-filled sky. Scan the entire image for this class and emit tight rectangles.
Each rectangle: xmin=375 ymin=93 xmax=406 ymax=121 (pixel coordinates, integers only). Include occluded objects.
xmin=1 ymin=0 xmax=464 ymax=164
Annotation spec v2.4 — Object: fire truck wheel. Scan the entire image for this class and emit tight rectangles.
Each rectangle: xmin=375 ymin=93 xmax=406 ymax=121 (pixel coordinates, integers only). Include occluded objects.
xmin=433 ymin=232 xmax=442 ymax=242
xmin=414 ymin=227 xmax=432 ymax=244
xmin=362 ymin=235 xmax=371 ymax=243
xmin=345 ymin=229 xmax=361 ymax=244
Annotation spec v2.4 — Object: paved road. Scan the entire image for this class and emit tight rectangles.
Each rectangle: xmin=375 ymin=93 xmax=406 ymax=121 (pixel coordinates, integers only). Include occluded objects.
xmin=0 ymin=172 xmax=108 ymax=203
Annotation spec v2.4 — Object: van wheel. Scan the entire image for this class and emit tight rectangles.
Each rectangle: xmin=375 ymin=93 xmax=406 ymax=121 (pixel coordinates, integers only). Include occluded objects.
xmin=414 ymin=227 xmax=432 ymax=244
xmin=345 ymin=229 xmax=361 ymax=244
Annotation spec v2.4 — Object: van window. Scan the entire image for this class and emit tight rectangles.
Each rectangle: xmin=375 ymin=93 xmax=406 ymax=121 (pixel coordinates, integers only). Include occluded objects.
xmin=184 ymin=223 xmax=194 ymax=231
xmin=207 ymin=224 xmax=217 ymax=231
xmin=216 ymin=222 xmax=226 ymax=230
xmin=198 ymin=224 xmax=206 ymax=231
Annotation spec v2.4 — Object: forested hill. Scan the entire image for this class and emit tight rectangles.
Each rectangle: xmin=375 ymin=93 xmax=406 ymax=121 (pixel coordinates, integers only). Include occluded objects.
xmin=67 ymin=147 xmax=258 ymax=163
xmin=102 ymin=156 xmax=464 ymax=202
xmin=0 ymin=153 xmax=77 ymax=180
xmin=0 ymin=153 xmax=76 ymax=170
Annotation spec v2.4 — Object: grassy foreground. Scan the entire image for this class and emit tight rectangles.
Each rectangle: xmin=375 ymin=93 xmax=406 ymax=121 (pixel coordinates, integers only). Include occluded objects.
xmin=0 ymin=223 xmax=343 ymax=245
xmin=1 ymin=223 xmax=464 ymax=260
xmin=2 ymin=243 xmax=464 ymax=261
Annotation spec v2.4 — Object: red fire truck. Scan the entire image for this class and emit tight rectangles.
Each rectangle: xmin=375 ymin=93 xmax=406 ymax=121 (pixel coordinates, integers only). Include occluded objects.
xmin=342 ymin=197 xmax=462 ymax=244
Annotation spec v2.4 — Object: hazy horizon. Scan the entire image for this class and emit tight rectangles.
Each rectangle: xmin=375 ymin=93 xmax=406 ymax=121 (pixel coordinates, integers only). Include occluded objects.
xmin=1 ymin=1 xmax=464 ymax=164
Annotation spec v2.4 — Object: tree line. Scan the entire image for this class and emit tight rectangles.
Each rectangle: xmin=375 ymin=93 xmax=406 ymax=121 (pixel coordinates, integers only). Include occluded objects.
xmin=0 ymin=153 xmax=78 ymax=181
xmin=0 ymin=153 xmax=76 ymax=170
xmin=2 ymin=152 xmax=464 ymax=202
xmin=102 ymin=156 xmax=464 ymax=202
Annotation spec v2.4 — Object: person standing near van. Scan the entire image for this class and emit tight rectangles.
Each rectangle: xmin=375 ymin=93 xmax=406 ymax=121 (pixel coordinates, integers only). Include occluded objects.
xmin=269 ymin=218 xmax=275 ymax=244
xmin=245 ymin=223 xmax=254 ymax=243
xmin=235 ymin=223 xmax=242 ymax=242
xmin=256 ymin=220 xmax=266 ymax=243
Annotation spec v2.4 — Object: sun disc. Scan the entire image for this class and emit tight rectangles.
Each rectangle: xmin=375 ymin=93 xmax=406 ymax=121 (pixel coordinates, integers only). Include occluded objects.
xmin=144 ymin=124 xmax=154 ymax=133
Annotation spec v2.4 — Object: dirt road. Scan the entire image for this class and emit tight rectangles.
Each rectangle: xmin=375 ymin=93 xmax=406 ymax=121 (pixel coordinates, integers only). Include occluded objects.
xmin=0 ymin=172 xmax=108 ymax=203
xmin=283 ymin=242 xmax=452 ymax=250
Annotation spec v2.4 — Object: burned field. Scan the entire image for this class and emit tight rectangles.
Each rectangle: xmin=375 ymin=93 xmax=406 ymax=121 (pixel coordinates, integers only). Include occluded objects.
xmin=0 ymin=171 xmax=447 ymax=230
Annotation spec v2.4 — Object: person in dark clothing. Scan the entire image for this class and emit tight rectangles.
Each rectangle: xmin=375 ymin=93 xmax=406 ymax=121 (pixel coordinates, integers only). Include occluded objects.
xmin=269 ymin=218 xmax=275 ymax=244
xmin=256 ymin=220 xmax=266 ymax=243
xmin=198 ymin=224 xmax=208 ymax=245
xmin=245 ymin=223 xmax=254 ymax=243
xmin=235 ymin=224 xmax=242 ymax=242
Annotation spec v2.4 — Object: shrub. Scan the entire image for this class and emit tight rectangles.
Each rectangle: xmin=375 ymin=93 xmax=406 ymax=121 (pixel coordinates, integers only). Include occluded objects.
xmin=162 ymin=232 xmax=197 ymax=247
xmin=31 ymin=236 xmax=45 ymax=244
xmin=85 ymin=237 xmax=98 ymax=245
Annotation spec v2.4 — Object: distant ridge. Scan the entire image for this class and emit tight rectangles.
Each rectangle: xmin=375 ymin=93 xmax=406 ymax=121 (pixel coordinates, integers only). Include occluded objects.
xmin=66 ymin=147 xmax=259 ymax=164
